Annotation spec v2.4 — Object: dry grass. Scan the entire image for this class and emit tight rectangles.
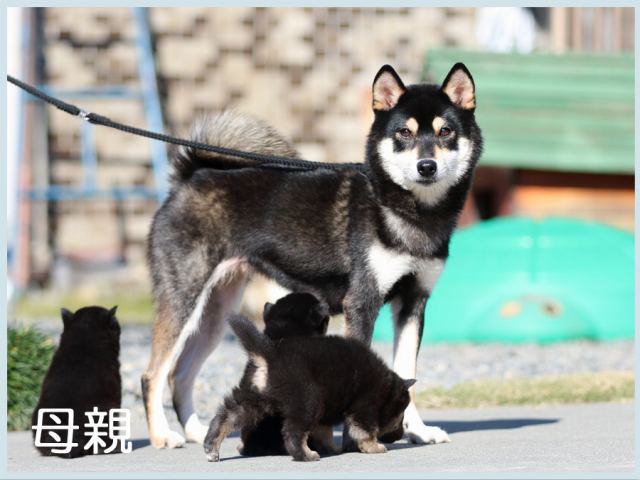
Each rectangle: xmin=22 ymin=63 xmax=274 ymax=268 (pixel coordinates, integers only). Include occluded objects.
xmin=416 ymin=371 xmax=634 ymax=409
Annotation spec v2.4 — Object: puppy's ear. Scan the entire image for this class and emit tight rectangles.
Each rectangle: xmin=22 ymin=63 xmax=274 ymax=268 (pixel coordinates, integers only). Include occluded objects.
xmin=60 ymin=308 xmax=74 ymax=326
xmin=309 ymin=302 xmax=330 ymax=330
xmin=108 ymin=305 xmax=118 ymax=317
xmin=403 ymin=378 xmax=417 ymax=390
xmin=441 ymin=62 xmax=475 ymax=110
xmin=263 ymin=302 xmax=274 ymax=320
xmin=372 ymin=65 xmax=406 ymax=112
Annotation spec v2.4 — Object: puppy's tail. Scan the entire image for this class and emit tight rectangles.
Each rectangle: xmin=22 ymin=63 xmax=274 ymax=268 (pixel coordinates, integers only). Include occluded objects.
xmin=171 ymin=110 xmax=299 ymax=184
xmin=228 ymin=314 xmax=274 ymax=358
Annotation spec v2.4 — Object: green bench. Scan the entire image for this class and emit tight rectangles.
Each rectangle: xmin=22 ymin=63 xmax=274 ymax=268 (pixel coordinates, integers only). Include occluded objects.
xmin=422 ymin=48 xmax=634 ymax=174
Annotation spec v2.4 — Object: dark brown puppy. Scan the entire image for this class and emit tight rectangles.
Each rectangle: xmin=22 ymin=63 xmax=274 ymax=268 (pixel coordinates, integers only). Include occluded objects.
xmin=31 ymin=306 xmax=121 ymax=458
xmin=239 ymin=292 xmax=330 ymax=456
xmin=204 ymin=314 xmax=413 ymax=462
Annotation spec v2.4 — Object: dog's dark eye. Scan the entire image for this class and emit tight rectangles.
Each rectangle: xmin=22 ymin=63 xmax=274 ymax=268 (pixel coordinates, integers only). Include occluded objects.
xmin=438 ymin=127 xmax=452 ymax=137
xmin=397 ymin=128 xmax=413 ymax=139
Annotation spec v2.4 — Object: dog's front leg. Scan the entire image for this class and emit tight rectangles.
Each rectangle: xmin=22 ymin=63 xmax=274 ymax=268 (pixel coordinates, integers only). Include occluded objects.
xmin=391 ymin=277 xmax=450 ymax=445
xmin=342 ymin=279 xmax=383 ymax=345
xmin=341 ymin=280 xmax=383 ymax=452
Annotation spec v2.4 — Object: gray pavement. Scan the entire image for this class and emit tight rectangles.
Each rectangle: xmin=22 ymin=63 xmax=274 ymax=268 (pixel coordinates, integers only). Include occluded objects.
xmin=8 ymin=402 xmax=634 ymax=475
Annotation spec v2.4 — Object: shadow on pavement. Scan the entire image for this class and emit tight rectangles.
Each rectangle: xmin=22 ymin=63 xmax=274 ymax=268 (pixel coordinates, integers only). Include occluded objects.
xmin=131 ymin=438 xmax=151 ymax=451
xmin=386 ymin=442 xmax=424 ymax=451
xmin=432 ymin=418 xmax=559 ymax=434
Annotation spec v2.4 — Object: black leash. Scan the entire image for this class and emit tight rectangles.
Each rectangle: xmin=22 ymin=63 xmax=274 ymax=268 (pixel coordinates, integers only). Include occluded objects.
xmin=7 ymin=75 xmax=367 ymax=173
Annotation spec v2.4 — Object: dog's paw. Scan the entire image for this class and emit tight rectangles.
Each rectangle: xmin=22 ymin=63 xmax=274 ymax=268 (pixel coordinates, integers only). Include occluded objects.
xmin=206 ymin=450 xmax=220 ymax=462
xmin=405 ymin=424 xmax=450 ymax=445
xmin=151 ymin=430 xmax=187 ymax=449
xmin=303 ymin=450 xmax=321 ymax=462
xmin=184 ymin=419 xmax=208 ymax=444
xmin=360 ymin=441 xmax=387 ymax=454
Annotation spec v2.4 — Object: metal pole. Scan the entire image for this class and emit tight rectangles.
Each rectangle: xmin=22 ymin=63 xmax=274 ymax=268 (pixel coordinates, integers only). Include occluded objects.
xmin=133 ymin=7 xmax=168 ymax=203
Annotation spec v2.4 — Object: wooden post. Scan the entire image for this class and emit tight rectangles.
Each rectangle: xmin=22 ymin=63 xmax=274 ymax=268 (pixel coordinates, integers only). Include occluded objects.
xmin=551 ymin=7 xmax=568 ymax=53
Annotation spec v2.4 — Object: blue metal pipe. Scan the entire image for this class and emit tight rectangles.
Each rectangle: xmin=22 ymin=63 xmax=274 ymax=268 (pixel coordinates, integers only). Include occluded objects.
xmin=32 ymin=85 xmax=143 ymax=100
xmin=22 ymin=185 xmax=159 ymax=201
xmin=80 ymin=121 xmax=98 ymax=191
xmin=133 ymin=7 xmax=169 ymax=203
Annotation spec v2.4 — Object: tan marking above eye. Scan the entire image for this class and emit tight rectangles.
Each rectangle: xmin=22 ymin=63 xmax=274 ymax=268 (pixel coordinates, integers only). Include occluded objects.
xmin=405 ymin=118 xmax=419 ymax=135
xmin=432 ymin=116 xmax=446 ymax=134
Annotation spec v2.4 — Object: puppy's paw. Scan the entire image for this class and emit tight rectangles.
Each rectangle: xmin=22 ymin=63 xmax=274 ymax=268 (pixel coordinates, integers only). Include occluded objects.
xmin=150 ymin=430 xmax=186 ymax=449
xmin=360 ymin=441 xmax=387 ymax=454
xmin=304 ymin=450 xmax=321 ymax=462
xmin=206 ymin=450 xmax=220 ymax=462
xmin=293 ymin=448 xmax=321 ymax=462
xmin=406 ymin=424 xmax=450 ymax=445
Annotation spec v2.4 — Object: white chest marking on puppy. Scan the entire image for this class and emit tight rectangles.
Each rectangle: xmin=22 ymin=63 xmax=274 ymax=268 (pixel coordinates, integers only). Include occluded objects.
xmin=251 ymin=355 xmax=268 ymax=392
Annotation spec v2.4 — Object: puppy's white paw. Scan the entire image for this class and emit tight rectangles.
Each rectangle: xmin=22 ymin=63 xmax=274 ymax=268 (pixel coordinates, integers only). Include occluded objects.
xmin=184 ymin=416 xmax=208 ymax=444
xmin=406 ymin=424 xmax=451 ymax=445
xmin=151 ymin=429 xmax=186 ymax=449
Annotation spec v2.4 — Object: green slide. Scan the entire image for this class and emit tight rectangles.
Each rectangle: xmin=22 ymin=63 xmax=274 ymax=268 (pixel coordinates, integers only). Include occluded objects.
xmin=373 ymin=217 xmax=634 ymax=344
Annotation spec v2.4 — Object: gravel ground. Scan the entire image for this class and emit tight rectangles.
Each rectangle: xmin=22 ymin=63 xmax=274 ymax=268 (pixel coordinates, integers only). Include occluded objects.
xmin=26 ymin=321 xmax=634 ymax=426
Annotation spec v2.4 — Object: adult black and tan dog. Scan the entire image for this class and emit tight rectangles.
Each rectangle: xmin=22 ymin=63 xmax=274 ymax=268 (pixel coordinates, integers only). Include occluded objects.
xmin=141 ymin=63 xmax=482 ymax=448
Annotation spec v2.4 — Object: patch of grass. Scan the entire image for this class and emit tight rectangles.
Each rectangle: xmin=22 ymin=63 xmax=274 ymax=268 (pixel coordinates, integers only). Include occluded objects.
xmin=8 ymin=326 xmax=56 ymax=431
xmin=415 ymin=371 xmax=634 ymax=409
xmin=14 ymin=291 xmax=153 ymax=324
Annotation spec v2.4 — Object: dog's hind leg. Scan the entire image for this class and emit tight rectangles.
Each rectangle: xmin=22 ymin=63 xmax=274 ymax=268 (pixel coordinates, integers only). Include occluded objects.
xmin=204 ymin=391 xmax=267 ymax=462
xmin=141 ymin=292 xmax=188 ymax=449
xmin=282 ymin=421 xmax=320 ymax=462
xmin=391 ymin=277 xmax=450 ymax=445
xmin=169 ymin=259 xmax=249 ymax=444
xmin=309 ymin=425 xmax=339 ymax=455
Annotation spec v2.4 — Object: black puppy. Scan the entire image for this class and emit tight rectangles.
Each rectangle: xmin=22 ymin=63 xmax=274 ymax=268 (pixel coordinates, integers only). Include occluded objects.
xmin=204 ymin=314 xmax=413 ymax=462
xmin=238 ymin=292 xmax=330 ymax=456
xmin=31 ymin=306 xmax=121 ymax=458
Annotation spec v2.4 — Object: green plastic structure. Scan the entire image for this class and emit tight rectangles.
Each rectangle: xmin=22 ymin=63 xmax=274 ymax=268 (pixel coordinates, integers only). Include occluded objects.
xmin=373 ymin=217 xmax=634 ymax=344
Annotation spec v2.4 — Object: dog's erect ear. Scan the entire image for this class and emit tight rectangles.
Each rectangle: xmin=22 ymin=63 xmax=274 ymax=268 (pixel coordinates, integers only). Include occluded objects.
xmin=441 ymin=62 xmax=476 ymax=110
xmin=263 ymin=302 xmax=274 ymax=320
xmin=403 ymin=378 xmax=417 ymax=390
xmin=108 ymin=305 xmax=118 ymax=317
xmin=372 ymin=65 xmax=406 ymax=112
xmin=60 ymin=307 xmax=74 ymax=325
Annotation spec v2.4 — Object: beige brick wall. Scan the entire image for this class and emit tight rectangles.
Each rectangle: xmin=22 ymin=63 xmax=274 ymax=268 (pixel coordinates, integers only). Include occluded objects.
xmin=38 ymin=7 xmax=476 ymax=295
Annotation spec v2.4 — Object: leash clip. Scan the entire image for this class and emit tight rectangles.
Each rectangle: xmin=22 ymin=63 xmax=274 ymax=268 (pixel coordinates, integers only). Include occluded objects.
xmin=77 ymin=109 xmax=91 ymax=121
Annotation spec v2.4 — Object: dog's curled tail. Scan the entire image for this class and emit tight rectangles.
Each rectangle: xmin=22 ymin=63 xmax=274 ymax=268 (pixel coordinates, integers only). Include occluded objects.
xmin=228 ymin=313 xmax=274 ymax=358
xmin=171 ymin=110 xmax=299 ymax=183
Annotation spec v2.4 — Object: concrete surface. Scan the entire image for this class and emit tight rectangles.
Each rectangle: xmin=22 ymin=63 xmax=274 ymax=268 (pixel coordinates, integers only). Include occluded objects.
xmin=7 ymin=402 xmax=634 ymax=475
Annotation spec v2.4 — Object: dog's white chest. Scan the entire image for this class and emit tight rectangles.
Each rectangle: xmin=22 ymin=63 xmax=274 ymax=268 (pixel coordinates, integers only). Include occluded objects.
xmin=368 ymin=241 xmax=444 ymax=295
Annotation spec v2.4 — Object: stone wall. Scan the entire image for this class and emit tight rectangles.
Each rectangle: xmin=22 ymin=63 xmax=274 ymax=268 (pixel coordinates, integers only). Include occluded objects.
xmin=37 ymin=7 xmax=476 ymax=296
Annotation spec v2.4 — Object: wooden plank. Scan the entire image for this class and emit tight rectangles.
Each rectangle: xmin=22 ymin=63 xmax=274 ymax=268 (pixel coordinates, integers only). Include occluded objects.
xmin=551 ymin=8 xmax=568 ymax=53
xmin=423 ymin=48 xmax=634 ymax=174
